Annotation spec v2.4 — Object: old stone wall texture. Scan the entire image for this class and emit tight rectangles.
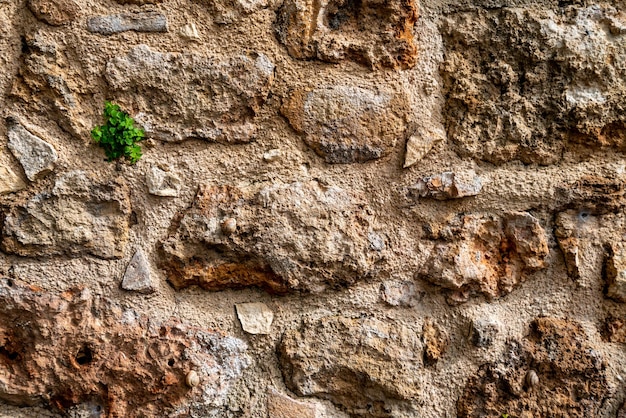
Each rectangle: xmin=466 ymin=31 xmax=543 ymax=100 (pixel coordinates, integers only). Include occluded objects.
xmin=0 ymin=0 xmax=626 ymax=416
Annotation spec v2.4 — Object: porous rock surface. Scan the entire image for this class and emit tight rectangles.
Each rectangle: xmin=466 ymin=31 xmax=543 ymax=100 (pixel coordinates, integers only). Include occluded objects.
xmin=1 ymin=0 xmax=626 ymax=416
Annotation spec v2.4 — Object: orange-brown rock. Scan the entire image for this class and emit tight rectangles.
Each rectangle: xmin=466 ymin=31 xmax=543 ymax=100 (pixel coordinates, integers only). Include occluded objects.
xmin=275 ymin=0 xmax=418 ymax=69
xmin=418 ymin=212 xmax=549 ymax=304
xmin=159 ymin=181 xmax=381 ymax=293
xmin=27 ymin=0 xmax=79 ymax=26
xmin=422 ymin=318 xmax=448 ymax=365
xmin=458 ymin=318 xmax=610 ymax=418
xmin=603 ymin=316 xmax=626 ymax=343
xmin=0 ymin=278 xmax=249 ymax=417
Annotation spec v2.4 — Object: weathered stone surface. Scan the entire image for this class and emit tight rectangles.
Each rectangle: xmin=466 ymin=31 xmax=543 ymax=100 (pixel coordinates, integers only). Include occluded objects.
xmin=106 ymin=45 xmax=274 ymax=143
xmin=603 ymin=316 xmax=626 ymax=344
xmin=469 ymin=318 xmax=500 ymax=348
xmin=419 ymin=212 xmax=549 ymax=303
xmin=458 ymin=318 xmax=610 ymax=417
xmin=619 ymin=402 xmax=626 ymax=418
xmin=380 ymin=280 xmax=421 ymax=307
xmin=403 ymin=126 xmax=445 ymax=168
xmin=235 ymin=303 xmax=273 ymax=335
xmin=281 ymin=85 xmax=409 ymax=163
xmin=1 ymin=171 xmax=131 ymax=259
xmin=0 ymin=166 xmax=26 ymax=195
xmin=28 ymin=0 xmax=79 ymax=26
xmin=0 ymin=279 xmax=248 ymax=417
xmin=159 ymin=181 xmax=381 ymax=293
xmin=121 ymin=250 xmax=155 ymax=294
xmin=147 ymin=166 xmax=181 ymax=197
xmin=422 ymin=318 xmax=448 ymax=365
xmin=275 ymin=0 xmax=418 ymax=69
xmin=87 ymin=12 xmax=168 ymax=36
xmin=408 ymin=170 xmax=482 ymax=200
xmin=278 ymin=316 xmax=422 ymax=416
xmin=7 ymin=123 xmax=58 ymax=182
xmin=606 ymin=242 xmax=626 ymax=302
xmin=114 ymin=0 xmax=162 ymax=4
xmin=205 ymin=0 xmax=270 ymax=24
xmin=442 ymin=6 xmax=626 ymax=165
xmin=266 ymin=387 xmax=317 ymax=418
xmin=179 ymin=23 xmax=200 ymax=40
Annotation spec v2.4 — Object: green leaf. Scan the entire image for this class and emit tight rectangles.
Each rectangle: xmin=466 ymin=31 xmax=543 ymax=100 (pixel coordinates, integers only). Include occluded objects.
xmin=91 ymin=101 xmax=145 ymax=164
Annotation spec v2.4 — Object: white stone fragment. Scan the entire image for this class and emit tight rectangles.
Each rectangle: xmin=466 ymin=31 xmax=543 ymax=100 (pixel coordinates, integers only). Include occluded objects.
xmin=121 ymin=249 xmax=156 ymax=294
xmin=263 ymin=149 xmax=282 ymax=162
xmin=7 ymin=124 xmax=58 ymax=182
xmin=146 ymin=165 xmax=181 ymax=197
xmin=0 ymin=165 xmax=26 ymax=194
xmin=235 ymin=302 xmax=273 ymax=334
xmin=180 ymin=23 xmax=200 ymax=40
xmin=404 ymin=126 xmax=445 ymax=168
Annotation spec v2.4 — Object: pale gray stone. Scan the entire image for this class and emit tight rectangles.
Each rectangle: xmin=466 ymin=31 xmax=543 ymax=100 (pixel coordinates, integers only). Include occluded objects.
xmin=380 ymin=280 xmax=421 ymax=307
xmin=409 ymin=170 xmax=482 ymax=200
xmin=7 ymin=124 xmax=58 ymax=182
xmin=235 ymin=302 xmax=273 ymax=334
xmin=470 ymin=318 xmax=501 ymax=347
xmin=121 ymin=249 xmax=155 ymax=294
xmin=87 ymin=12 xmax=168 ymax=35
xmin=146 ymin=166 xmax=181 ymax=197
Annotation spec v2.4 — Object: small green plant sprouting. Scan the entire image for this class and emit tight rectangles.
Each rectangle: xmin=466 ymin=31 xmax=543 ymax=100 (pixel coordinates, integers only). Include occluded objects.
xmin=502 ymin=414 xmax=509 ymax=418
xmin=91 ymin=101 xmax=144 ymax=164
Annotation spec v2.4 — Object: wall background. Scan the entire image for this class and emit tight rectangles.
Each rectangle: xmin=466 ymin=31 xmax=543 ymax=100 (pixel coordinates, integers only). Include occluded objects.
xmin=1 ymin=0 xmax=626 ymax=416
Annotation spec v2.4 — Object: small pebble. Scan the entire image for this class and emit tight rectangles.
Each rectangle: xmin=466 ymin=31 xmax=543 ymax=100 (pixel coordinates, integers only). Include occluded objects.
xmin=263 ymin=149 xmax=282 ymax=162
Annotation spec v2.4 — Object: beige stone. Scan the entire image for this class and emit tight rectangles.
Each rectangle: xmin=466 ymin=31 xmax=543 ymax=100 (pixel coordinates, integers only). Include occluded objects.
xmin=0 ymin=165 xmax=26 ymax=195
xmin=27 ymin=0 xmax=79 ymax=26
xmin=266 ymin=387 xmax=317 ymax=418
xmin=403 ymin=127 xmax=445 ymax=168
xmin=235 ymin=302 xmax=273 ymax=334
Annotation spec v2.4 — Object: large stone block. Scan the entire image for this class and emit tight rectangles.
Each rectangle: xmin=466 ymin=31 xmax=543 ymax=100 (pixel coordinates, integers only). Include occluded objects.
xmin=1 ymin=171 xmax=131 ymax=259
xmin=0 ymin=279 xmax=248 ymax=417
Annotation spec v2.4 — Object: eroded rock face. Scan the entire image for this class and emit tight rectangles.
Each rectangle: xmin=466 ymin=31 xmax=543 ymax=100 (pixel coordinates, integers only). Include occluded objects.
xmin=0 ymin=279 xmax=249 ymax=417
xmin=106 ymin=45 xmax=274 ymax=143
xmin=281 ymin=85 xmax=409 ymax=163
xmin=159 ymin=181 xmax=381 ymax=293
xmin=442 ymin=6 xmax=626 ymax=165
xmin=275 ymin=0 xmax=418 ymax=69
xmin=27 ymin=0 xmax=79 ymax=26
xmin=458 ymin=318 xmax=610 ymax=417
xmin=418 ymin=212 xmax=549 ymax=303
xmin=278 ymin=316 xmax=423 ymax=417
xmin=1 ymin=171 xmax=131 ymax=259
xmin=407 ymin=170 xmax=482 ymax=200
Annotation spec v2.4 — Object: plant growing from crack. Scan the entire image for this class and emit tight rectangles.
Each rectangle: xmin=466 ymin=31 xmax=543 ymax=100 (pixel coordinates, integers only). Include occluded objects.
xmin=91 ymin=101 xmax=144 ymax=164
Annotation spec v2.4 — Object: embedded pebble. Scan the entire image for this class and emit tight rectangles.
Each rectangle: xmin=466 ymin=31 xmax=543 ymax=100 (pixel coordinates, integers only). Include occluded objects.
xmin=0 ymin=165 xmax=26 ymax=194
xmin=180 ymin=23 xmax=200 ymax=40
xmin=147 ymin=165 xmax=181 ymax=197
xmin=7 ymin=123 xmax=58 ymax=182
xmin=235 ymin=302 xmax=273 ymax=334
xmin=263 ymin=149 xmax=282 ymax=162
xmin=87 ymin=12 xmax=168 ymax=35
xmin=404 ymin=126 xmax=445 ymax=168
xmin=121 ymin=250 xmax=156 ymax=294
xmin=470 ymin=318 xmax=501 ymax=347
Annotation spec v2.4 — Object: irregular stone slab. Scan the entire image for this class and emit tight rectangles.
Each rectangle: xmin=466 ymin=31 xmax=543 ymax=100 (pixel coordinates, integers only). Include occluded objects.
xmin=266 ymin=387 xmax=317 ymax=418
xmin=235 ymin=302 xmax=273 ymax=335
xmin=0 ymin=279 xmax=248 ymax=417
xmin=418 ymin=212 xmax=549 ymax=304
xmin=0 ymin=165 xmax=26 ymax=195
xmin=159 ymin=181 xmax=381 ymax=293
xmin=422 ymin=318 xmax=448 ymax=365
xmin=28 ymin=0 xmax=79 ymax=25
xmin=1 ymin=171 xmax=131 ymax=259
xmin=441 ymin=6 xmax=626 ymax=165
xmin=275 ymin=0 xmax=418 ymax=69
xmin=408 ymin=170 xmax=482 ymax=200
xmin=121 ymin=249 xmax=155 ymax=294
xmin=606 ymin=242 xmax=626 ymax=302
xmin=278 ymin=316 xmax=423 ymax=416
xmin=403 ymin=126 xmax=445 ymax=168
xmin=281 ymin=85 xmax=409 ymax=163
xmin=146 ymin=166 xmax=181 ymax=197
xmin=106 ymin=45 xmax=274 ymax=143
xmin=7 ymin=123 xmax=58 ymax=182
xmin=87 ymin=12 xmax=168 ymax=35
xmin=458 ymin=318 xmax=610 ymax=417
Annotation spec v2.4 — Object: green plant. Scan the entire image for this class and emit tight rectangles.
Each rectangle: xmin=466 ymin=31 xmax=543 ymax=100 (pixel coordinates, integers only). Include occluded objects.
xmin=91 ymin=101 xmax=144 ymax=164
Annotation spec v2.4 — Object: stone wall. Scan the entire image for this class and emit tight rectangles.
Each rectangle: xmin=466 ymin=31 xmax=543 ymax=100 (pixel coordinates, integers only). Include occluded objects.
xmin=0 ymin=0 xmax=626 ymax=416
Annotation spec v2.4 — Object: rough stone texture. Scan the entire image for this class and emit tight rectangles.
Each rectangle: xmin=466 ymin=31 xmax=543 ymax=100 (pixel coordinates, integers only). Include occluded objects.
xmin=27 ymin=0 xmax=79 ymax=26
xmin=1 ymin=171 xmax=130 ymax=259
xmin=458 ymin=318 xmax=610 ymax=418
xmin=422 ymin=318 xmax=448 ymax=365
xmin=419 ymin=212 xmax=549 ymax=303
xmin=469 ymin=318 xmax=500 ymax=348
xmin=266 ymin=387 xmax=317 ymax=418
xmin=235 ymin=302 xmax=273 ymax=335
xmin=281 ymin=85 xmax=409 ymax=163
xmin=275 ymin=0 xmax=418 ymax=69
xmin=279 ymin=316 xmax=423 ymax=416
xmin=441 ymin=6 xmax=626 ymax=165
xmin=0 ymin=279 xmax=248 ymax=417
xmin=403 ymin=126 xmax=445 ymax=168
xmin=121 ymin=250 xmax=155 ymax=294
xmin=7 ymin=123 xmax=58 ymax=182
xmin=605 ymin=242 xmax=626 ymax=302
xmin=380 ymin=280 xmax=421 ymax=307
xmin=603 ymin=316 xmax=626 ymax=344
xmin=87 ymin=12 xmax=168 ymax=36
xmin=106 ymin=45 xmax=274 ymax=143
xmin=147 ymin=165 xmax=181 ymax=197
xmin=0 ymin=166 xmax=26 ymax=195
xmin=408 ymin=170 xmax=482 ymax=200
xmin=159 ymin=181 xmax=381 ymax=293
